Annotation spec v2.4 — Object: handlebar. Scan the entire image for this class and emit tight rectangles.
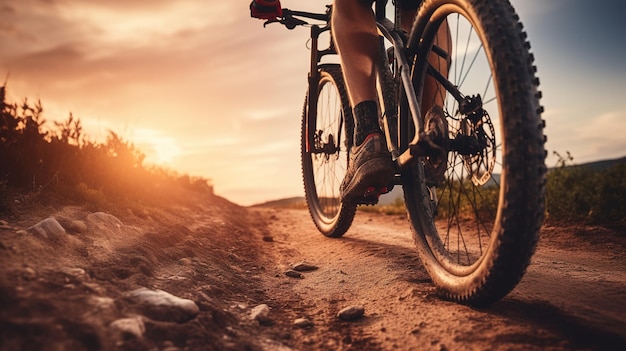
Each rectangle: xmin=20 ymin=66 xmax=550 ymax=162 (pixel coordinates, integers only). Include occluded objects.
xmin=263 ymin=7 xmax=331 ymax=29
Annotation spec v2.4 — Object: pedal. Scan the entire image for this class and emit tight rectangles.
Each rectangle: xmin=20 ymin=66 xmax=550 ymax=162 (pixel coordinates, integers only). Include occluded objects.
xmin=357 ymin=194 xmax=379 ymax=206
xmin=355 ymin=186 xmax=390 ymax=206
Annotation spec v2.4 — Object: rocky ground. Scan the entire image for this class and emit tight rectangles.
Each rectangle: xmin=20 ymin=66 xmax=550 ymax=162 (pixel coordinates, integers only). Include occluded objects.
xmin=0 ymin=191 xmax=624 ymax=350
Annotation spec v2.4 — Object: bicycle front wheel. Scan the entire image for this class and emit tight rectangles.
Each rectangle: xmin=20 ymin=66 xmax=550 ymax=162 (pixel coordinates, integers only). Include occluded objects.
xmin=403 ymin=0 xmax=547 ymax=305
xmin=301 ymin=64 xmax=356 ymax=238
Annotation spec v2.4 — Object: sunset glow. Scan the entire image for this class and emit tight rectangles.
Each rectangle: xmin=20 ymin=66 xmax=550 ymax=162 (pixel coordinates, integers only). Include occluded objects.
xmin=133 ymin=128 xmax=182 ymax=165
xmin=1 ymin=0 xmax=624 ymax=205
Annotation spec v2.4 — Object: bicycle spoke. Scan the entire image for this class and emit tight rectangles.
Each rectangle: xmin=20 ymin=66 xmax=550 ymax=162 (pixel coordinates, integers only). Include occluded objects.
xmin=401 ymin=0 xmax=545 ymax=304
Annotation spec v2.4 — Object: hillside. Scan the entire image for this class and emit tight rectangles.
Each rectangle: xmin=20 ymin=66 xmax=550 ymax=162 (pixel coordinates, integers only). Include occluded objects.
xmin=1 ymin=188 xmax=625 ymax=350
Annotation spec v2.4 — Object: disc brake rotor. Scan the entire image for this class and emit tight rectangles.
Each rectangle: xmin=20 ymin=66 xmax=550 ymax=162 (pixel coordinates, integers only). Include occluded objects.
xmin=462 ymin=112 xmax=496 ymax=186
xmin=423 ymin=106 xmax=449 ymax=187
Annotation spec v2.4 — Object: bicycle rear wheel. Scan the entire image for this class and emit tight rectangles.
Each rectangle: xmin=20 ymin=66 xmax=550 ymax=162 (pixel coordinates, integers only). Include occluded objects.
xmin=301 ymin=64 xmax=356 ymax=238
xmin=403 ymin=0 xmax=546 ymax=305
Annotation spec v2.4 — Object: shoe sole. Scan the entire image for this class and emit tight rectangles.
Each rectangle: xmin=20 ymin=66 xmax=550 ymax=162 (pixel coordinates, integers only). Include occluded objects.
xmin=341 ymin=157 xmax=395 ymax=202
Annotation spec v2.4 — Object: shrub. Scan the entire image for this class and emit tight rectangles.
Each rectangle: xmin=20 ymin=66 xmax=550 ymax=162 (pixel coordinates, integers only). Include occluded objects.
xmin=546 ymin=151 xmax=625 ymax=225
xmin=0 ymin=85 xmax=213 ymax=214
xmin=362 ymin=151 xmax=625 ymax=226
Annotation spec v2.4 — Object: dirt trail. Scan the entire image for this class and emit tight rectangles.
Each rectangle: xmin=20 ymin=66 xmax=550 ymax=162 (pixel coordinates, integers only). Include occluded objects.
xmin=1 ymin=195 xmax=625 ymax=351
xmin=251 ymin=207 xmax=626 ymax=351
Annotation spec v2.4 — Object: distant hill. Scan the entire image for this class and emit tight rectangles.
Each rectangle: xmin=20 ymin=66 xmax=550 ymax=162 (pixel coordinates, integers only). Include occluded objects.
xmin=571 ymin=156 xmax=626 ymax=172
xmin=255 ymin=156 xmax=626 ymax=207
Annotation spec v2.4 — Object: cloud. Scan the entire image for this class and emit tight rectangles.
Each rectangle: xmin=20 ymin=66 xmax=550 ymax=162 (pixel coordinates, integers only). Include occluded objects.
xmin=576 ymin=111 xmax=626 ymax=159
xmin=15 ymin=0 xmax=623 ymax=206
xmin=545 ymin=109 xmax=626 ymax=166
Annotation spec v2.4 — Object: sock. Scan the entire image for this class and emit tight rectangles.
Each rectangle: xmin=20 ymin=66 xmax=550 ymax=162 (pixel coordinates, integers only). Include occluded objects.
xmin=353 ymin=100 xmax=381 ymax=146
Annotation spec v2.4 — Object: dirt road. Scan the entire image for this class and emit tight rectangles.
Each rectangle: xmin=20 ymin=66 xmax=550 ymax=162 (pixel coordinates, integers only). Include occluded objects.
xmin=253 ymin=207 xmax=626 ymax=351
xmin=1 ymin=195 xmax=624 ymax=350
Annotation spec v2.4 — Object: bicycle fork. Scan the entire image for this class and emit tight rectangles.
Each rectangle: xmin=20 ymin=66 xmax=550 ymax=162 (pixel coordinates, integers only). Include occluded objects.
xmin=305 ymin=21 xmax=335 ymax=155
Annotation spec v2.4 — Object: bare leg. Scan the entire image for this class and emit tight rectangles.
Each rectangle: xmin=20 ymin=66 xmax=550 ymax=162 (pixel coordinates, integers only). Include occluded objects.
xmin=332 ymin=1 xmax=451 ymax=117
xmin=332 ymin=0 xmax=394 ymax=201
xmin=401 ymin=9 xmax=451 ymax=115
xmin=423 ymin=19 xmax=451 ymax=113
xmin=331 ymin=0 xmax=379 ymax=107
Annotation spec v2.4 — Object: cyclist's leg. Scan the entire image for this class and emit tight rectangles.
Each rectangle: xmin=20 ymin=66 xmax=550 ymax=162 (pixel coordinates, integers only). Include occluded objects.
xmin=422 ymin=19 xmax=451 ymax=112
xmin=399 ymin=1 xmax=451 ymax=114
xmin=331 ymin=0 xmax=382 ymax=147
xmin=332 ymin=0 xmax=394 ymax=201
xmin=331 ymin=0 xmax=378 ymax=109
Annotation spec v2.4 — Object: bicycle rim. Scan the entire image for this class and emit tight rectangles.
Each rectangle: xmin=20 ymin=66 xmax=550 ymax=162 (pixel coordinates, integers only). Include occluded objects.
xmin=301 ymin=65 xmax=356 ymax=237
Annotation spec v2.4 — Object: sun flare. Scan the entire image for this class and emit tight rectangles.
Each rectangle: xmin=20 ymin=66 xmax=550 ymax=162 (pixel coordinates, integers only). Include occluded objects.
xmin=133 ymin=128 xmax=182 ymax=165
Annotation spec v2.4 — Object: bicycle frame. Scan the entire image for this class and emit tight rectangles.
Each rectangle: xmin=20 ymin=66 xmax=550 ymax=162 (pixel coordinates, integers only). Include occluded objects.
xmin=269 ymin=0 xmax=547 ymax=306
xmin=272 ymin=1 xmax=454 ymax=170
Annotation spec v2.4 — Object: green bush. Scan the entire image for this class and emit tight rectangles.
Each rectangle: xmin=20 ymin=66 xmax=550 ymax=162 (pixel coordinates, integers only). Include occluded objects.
xmin=433 ymin=179 xmax=498 ymax=222
xmin=362 ymin=151 xmax=625 ymax=226
xmin=546 ymin=152 xmax=625 ymax=225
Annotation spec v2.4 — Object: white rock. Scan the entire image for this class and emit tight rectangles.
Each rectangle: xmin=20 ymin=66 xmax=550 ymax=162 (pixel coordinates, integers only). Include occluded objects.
xmin=29 ymin=217 xmax=66 ymax=238
xmin=250 ymin=304 xmax=271 ymax=324
xmin=125 ymin=288 xmax=199 ymax=323
xmin=110 ymin=316 xmax=145 ymax=338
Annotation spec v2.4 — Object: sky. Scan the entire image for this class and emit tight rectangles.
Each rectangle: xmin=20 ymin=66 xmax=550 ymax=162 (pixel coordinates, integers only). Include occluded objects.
xmin=1 ymin=0 xmax=625 ymax=206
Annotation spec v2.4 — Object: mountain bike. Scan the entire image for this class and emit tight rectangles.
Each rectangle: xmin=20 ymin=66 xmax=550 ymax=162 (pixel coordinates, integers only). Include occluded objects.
xmin=263 ymin=0 xmax=546 ymax=306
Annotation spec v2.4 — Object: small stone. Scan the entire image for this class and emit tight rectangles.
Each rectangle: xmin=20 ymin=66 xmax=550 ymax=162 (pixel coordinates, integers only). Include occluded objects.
xmin=22 ymin=267 xmax=37 ymax=280
xmin=285 ymin=270 xmax=304 ymax=279
xmin=262 ymin=236 xmax=274 ymax=242
xmin=337 ymin=306 xmax=365 ymax=321
xmin=28 ymin=217 xmax=66 ymax=239
xmin=250 ymin=304 xmax=271 ymax=324
xmin=292 ymin=262 xmax=318 ymax=272
xmin=124 ymin=288 xmax=199 ymax=323
xmin=68 ymin=220 xmax=88 ymax=233
xmin=61 ymin=267 xmax=87 ymax=279
xmin=83 ymin=282 xmax=104 ymax=294
xmin=89 ymin=296 xmax=116 ymax=312
xmin=0 ymin=222 xmax=12 ymax=230
xmin=294 ymin=318 xmax=313 ymax=328
xmin=110 ymin=316 xmax=145 ymax=338
xmin=178 ymin=258 xmax=193 ymax=265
